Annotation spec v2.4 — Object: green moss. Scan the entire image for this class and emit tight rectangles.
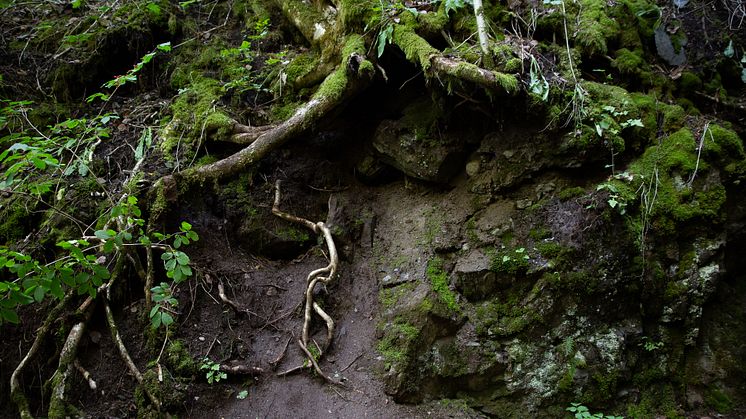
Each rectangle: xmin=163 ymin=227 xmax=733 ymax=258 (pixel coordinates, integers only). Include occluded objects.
xmin=0 ymin=196 xmax=36 ymax=244
xmin=392 ymin=23 xmax=438 ymax=70
xmin=627 ymin=384 xmax=682 ymax=419
xmin=161 ymin=76 xmax=232 ymax=162
xmin=704 ymin=124 xmax=745 ymax=158
xmin=164 ymin=340 xmax=196 ymax=376
xmin=426 ymin=257 xmax=460 ymax=313
xmin=284 ymin=51 xmax=319 ymax=85
xmin=474 ymin=294 xmax=541 ymax=337
xmin=576 ymin=0 xmax=620 ymax=55
xmin=612 ymin=48 xmax=646 ymax=76
xmin=661 ymin=104 xmax=686 ymax=132
xmin=489 ymin=247 xmax=530 ymax=275
xmin=416 ymin=3 xmax=449 ymax=34
xmin=678 ymin=71 xmax=702 ymax=93
xmin=705 ymin=387 xmax=733 ymax=413
xmin=380 ymin=283 xmax=416 ymax=310
xmin=274 ymin=226 xmax=310 ymax=242
xmin=377 ymin=318 xmax=421 ymax=368
xmin=558 ymin=186 xmax=586 ymax=201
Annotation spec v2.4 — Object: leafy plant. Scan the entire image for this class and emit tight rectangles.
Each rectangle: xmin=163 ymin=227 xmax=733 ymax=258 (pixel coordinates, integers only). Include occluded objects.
xmin=639 ymin=336 xmax=664 ymax=352
xmin=566 ymin=402 xmax=623 ymax=419
xmin=596 ymin=182 xmax=627 ymax=214
xmin=528 ymin=56 xmax=549 ymax=101
xmin=200 ymin=358 xmax=227 ymax=384
xmin=149 ymin=282 xmax=176 ymax=329
xmin=443 ymin=0 xmax=473 ymax=15
xmin=0 ymin=196 xmax=198 ymax=325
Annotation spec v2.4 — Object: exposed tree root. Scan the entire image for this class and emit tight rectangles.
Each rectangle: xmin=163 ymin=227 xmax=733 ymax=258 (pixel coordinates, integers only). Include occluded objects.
xmin=217 ymin=281 xmax=255 ymax=316
xmin=48 ymin=300 xmax=96 ymax=416
xmin=227 ymin=123 xmax=276 ymax=145
xmin=10 ymin=294 xmax=73 ymax=419
xmin=272 ymin=180 xmax=344 ymax=385
xmin=103 ymin=255 xmax=161 ymax=410
xmin=219 ymin=363 xmax=263 ymax=376
xmin=157 ymin=39 xmax=372 ymax=192
xmin=391 ymin=24 xmax=518 ymax=94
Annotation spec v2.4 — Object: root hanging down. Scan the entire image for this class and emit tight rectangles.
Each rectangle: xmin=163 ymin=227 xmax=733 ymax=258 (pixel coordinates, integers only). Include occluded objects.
xmin=271 ymin=180 xmax=343 ymax=386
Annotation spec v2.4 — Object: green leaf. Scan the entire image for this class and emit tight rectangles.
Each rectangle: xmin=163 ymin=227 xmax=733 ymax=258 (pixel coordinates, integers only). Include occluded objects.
xmin=237 ymin=390 xmax=248 ymax=399
xmin=165 ymin=259 xmax=177 ymax=272
xmin=161 ymin=252 xmax=173 ymax=261
xmin=157 ymin=42 xmax=172 ymax=52
xmin=176 ymin=252 xmax=190 ymax=265
xmin=151 ymin=312 xmax=162 ymax=329
xmin=376 ymin=24 xmax=393 ymax=58
xmin=149 ymin=306 xmax=159 ymax=318
xmin=1 ymin=308 xmax=19 ymax=324
xmin=180 ymin=221 xmax=192 ymax=231
xmin=161 ymin=312 xmax=174 ymax=326
xmin=95 ymin=229 xmax=113 ymax=240
xmin=724 ymin=40 xmax=735 ymax=58
xmin=33 ymin=285 xmax=46 ymax=302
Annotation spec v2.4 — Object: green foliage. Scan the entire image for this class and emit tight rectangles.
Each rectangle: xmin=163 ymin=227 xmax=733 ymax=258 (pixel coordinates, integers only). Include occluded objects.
xmin=102 ymin=42 xmax=171 ymax=89
xmin=149 ymin=283 xmax=176 ymax=328
xmin=443 ymin=0 xmax=473 ymax=15
xmin=567 ymin=402 xmax=623 ymax=419
xmin=529 ymin=57 xmax=550 ymax=101
xmin=200 ymin=358 xmax=227 ymax=384
xmin=0 ymin=195 xmax=198 ymax=325
xmin=639 ymin=337 xmax=664 ymax=352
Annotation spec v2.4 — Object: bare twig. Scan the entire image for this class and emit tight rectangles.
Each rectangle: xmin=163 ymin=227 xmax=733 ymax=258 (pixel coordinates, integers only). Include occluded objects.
xmin=74 ymin=359 xmax=97 ymax=390
xmin=340 ymin=352 xmax=364 ymax=372
xmin=270 ymin=336 xmax=293 ymax=368
xmin=218 ymin=281 xmax=256 ymax=316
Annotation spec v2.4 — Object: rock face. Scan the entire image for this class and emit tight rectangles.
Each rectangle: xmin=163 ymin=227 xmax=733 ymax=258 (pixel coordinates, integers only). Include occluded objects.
xmin=372 ymin=119 xmax=466 ymax=183
xmin=370 ymin=111 xmax=746 ymax=416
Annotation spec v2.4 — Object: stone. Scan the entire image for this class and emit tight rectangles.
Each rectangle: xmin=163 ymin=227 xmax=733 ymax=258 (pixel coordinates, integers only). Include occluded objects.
xmin=372 ymin=119 xmax=465 ymax=183
xmin=453 ymin=249 xmax=511 ymax=300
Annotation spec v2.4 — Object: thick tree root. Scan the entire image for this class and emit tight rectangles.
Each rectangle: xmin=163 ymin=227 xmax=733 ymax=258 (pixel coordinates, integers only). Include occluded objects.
xmin=156 ymin=38 xmax=372 ymax=192
xmin=392 ymin=24 xmax=518 ymax=94
xmin=48 ymin=300 xmax=95 ymax=416
xmin=272 ymin=180 xmax=344 ymax=385
xmin=10 ymin=294 xmax=73 ymax=419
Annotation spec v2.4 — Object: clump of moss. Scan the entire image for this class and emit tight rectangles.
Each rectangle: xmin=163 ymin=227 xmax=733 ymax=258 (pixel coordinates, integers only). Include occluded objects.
xmin=160 ymin=76 xmax=233 ymax=161
xmin=576 ymin=0 xmax=620 ymax=55
xmin=612 ymin=48 xmax=650 ymax=79
xmin=164 ymin=340 xmax=196 ymax=376
xmin=377 ymin=318 xmax=421 ymax=368
xmin=380 ymin=283 xmax=416 ymax=310
xmin=558 ymin=186 xmax=586 ymax=201
xmin=490 ymin=247 xmax=530 ymax=275
xmin=0 ymin=196 xmax=37 ymax=244
xmin=426 ymin=257 xmax=460 ymax=313
xmin=609 ymin=124 xmax=744 ymax=237
xmin=474 ymin=294 xmax=541 ymax=337
xmin=661 ymin=104 xmax=686 ymax=132
xmin=678 ymin=71 xmax=702 ymax=93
